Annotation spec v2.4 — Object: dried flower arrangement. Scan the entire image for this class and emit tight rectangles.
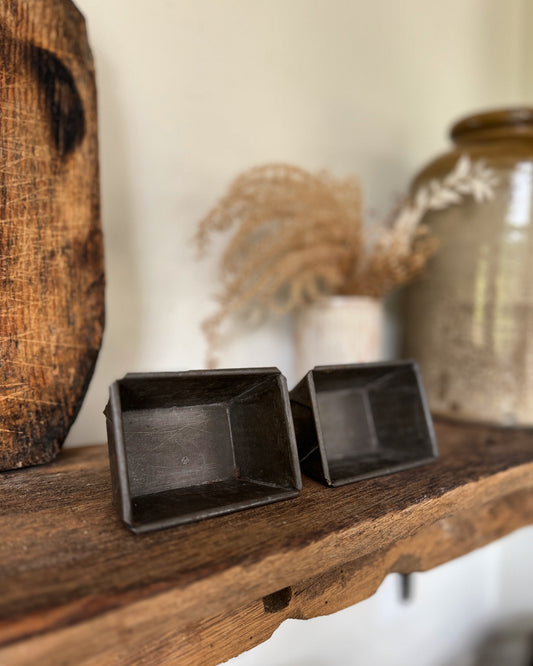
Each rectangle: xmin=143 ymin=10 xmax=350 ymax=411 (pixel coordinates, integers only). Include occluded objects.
xmin=195 ymin=157 xmax=497 ymax=366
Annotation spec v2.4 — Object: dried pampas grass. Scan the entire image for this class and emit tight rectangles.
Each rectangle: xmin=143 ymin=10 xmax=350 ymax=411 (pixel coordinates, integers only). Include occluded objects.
xmin=195 ymin=157 xmax=497 ymax=366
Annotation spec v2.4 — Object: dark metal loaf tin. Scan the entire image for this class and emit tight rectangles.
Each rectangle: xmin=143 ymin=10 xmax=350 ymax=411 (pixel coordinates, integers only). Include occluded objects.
xmin=105 ymin=368 xmax=302 ymax=533
xmin=290 ymin=361 xmax=438 ymax=487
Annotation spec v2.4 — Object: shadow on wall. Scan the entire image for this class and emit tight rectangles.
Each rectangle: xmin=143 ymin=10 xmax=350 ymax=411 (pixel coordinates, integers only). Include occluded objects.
xmin=66 ymin=53 xmax=142 ymax=446
xmin=441 ymin=615 xmax=533 ymax=666
xmin=472 ymin=616 xmax=533 ymax=666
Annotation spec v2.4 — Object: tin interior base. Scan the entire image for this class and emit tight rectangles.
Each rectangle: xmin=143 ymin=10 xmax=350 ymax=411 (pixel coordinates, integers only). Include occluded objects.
xmin=316 ymin=388 xmax=378 ymax=457
xmin=130 ymin=479 xmax=297 ymax=532
xmin=317 ymin=387 xmax=430 ymax=484
xmin=123 ymin=404 xmax=236 ymax=497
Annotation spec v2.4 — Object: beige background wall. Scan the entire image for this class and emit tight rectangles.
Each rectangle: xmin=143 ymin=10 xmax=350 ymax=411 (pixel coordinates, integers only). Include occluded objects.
xmin=69 ymin=1 xmax=533 ymax=664
xmin=69 ymin=0 xmax=525 ymax=446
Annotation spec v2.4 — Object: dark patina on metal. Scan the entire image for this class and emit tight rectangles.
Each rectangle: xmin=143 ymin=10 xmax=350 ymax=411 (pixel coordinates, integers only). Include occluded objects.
xmin=290 ymin=361 xmax=438 ymax=487
xmin=105 ymin=368 xmax=302 ymax=533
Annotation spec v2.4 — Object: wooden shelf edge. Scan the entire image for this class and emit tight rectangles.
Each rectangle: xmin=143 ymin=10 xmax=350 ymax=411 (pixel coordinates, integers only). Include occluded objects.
xmin=3 ymin=487 xmax=533 ymax=666
xmin=1 ymin=421 xmax=533 ymax=665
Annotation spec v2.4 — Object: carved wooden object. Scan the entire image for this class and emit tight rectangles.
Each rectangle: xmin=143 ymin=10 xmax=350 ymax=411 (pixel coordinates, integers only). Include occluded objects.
xmin=0 ymin=420 xmax=532 ymax=664
xmin=0 ymin=1 xmax=104 ymax=469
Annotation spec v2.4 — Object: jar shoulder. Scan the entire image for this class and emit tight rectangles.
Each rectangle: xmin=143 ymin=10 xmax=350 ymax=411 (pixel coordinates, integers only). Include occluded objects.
xmin=412 ymin=142 xmax=533 ymax=190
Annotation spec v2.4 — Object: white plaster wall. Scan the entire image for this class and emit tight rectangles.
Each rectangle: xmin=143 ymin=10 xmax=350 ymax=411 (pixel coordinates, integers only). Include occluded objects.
xmin=67 ymin=0 xmax=533 ymax=663
xmin=68 ymin=0 xmax=524 ymax=446
xmin=493 ymin=1 xmax=533 ymax=651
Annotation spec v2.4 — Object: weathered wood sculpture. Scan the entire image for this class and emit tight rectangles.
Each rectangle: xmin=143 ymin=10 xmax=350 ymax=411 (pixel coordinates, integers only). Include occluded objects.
xmin=0 ymin=1 xmax=105 ymax=469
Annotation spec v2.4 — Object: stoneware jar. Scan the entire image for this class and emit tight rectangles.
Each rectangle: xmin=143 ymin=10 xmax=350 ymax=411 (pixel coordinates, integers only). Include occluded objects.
xmin=403 ymin=108 xmax=533 ymax=426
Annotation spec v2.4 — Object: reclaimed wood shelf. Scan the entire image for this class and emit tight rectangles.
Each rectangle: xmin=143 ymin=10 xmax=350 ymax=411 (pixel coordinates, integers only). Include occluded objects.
xmin=1 ymin=420 xmax=533 ymax=666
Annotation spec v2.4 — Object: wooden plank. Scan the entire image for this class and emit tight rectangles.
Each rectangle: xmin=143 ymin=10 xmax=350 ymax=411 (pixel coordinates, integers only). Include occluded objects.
xmin=0 ymin=0 xmax=105 ymax=470
xmin=0 ymin=420 xmax=532 ymax=665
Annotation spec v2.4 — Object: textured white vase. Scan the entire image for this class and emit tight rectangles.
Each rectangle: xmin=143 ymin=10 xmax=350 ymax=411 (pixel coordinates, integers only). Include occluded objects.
xmin=293 ymin=296 xmax=384 ymax=381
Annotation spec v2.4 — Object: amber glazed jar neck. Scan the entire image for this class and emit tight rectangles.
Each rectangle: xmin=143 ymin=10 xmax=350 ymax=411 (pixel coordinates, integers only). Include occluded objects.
xmin=451 ymin=107 xmax=533 ymax=146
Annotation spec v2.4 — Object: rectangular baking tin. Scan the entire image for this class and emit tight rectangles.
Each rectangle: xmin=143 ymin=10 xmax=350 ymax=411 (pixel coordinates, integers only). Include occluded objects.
xmin=290 ymin=361 xmax=438 ymax=486
xmin=106 ymin=367 xmax=302 ymax=533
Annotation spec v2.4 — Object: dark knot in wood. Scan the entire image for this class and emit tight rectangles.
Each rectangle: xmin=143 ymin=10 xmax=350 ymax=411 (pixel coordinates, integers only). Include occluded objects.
xmin=262 ymin=586 xmax=293 ymax=613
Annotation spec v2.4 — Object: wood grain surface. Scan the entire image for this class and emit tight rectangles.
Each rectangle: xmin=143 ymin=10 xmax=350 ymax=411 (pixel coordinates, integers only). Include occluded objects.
xmin=0 ymin=0 xmax=104 ymax=470
xmin=0 ymin=420 xmax=532 ymax=664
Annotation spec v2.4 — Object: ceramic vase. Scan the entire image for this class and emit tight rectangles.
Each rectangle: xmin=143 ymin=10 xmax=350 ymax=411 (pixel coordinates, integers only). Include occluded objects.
xmin=293 ymin=295 xmax=384 ymax=381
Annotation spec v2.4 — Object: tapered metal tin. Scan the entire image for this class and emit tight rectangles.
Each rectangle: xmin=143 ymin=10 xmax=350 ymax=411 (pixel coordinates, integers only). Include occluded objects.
xmin=105 ymin=368 xmax=301 ymax=533
xmin=290 ymin=361 xmax=438 ymax=486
